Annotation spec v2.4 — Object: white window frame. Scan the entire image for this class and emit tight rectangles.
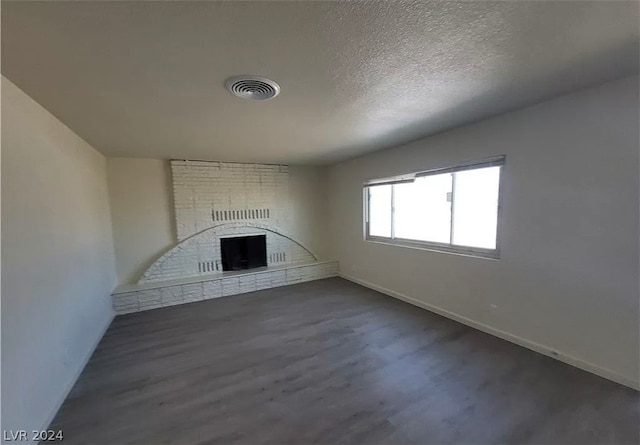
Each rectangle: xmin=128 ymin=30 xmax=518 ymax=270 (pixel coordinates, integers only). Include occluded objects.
xmin=363 ymin=156 xmax=505 ymax=259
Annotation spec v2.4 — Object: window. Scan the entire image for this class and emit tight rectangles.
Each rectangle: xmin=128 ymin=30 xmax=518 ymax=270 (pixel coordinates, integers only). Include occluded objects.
xmin=364 ymin=157 xmax=504 ymax=257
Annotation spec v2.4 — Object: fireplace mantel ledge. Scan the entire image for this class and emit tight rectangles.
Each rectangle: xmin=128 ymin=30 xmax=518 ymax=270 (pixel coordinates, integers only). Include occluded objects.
xmin=113 ymin=260 xmax=338 ymax=295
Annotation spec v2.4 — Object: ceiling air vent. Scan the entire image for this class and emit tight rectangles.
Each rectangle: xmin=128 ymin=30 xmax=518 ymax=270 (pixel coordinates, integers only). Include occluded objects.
xmin=225 ymin=75 xmax=280 ymax=101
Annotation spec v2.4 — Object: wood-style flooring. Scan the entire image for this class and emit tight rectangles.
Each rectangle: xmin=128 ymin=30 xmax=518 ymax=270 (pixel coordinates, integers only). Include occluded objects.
xmin=51 ymin=277 xmax=639 ymax=444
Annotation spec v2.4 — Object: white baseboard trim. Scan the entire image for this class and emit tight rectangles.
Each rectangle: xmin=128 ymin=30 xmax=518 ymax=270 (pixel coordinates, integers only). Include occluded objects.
xmin=339 ymin=273 xmax=639 ymax=391
xmin=38 ymin=311 xmax=115 ymax=434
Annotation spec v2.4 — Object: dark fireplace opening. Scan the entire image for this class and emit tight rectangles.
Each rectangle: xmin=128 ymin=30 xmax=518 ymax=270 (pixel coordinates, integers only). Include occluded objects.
xmin=220 ymin=235 xmax=267 ymax=271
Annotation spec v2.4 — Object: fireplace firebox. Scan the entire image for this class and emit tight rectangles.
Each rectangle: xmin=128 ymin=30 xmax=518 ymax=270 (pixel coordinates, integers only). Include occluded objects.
xmin=220 ymin=235 xmax=267 ymax=271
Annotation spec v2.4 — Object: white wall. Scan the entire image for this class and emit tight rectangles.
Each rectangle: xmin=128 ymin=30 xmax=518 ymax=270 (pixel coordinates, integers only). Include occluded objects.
xmin=108 ymin=159 xmax=329 ymax=285
xmin=107 ymin=158 xmax=175 ymax=285
xmin=327 ymin=76 xmax=640 ymax=388
xmin=1 ymin=77 xmax=117 ymax=435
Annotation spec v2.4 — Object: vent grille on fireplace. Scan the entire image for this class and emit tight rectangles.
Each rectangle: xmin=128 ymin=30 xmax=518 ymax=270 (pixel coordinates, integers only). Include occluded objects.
xmin=199 ymin=260 xmax=221 ymax=273
xmin=212 ymin=208 xmax=271 ymax=222
xmin=269 ymin=252 xmax=286 ymax=263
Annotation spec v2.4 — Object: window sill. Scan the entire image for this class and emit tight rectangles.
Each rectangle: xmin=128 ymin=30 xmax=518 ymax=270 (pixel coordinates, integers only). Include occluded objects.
xmin=365 ymin=236 xmax=500 ymax=260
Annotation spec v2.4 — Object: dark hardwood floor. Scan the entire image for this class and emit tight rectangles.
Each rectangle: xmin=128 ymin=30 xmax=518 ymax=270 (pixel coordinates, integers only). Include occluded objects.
xmin=51 ymin=278 xmax=639 ymax=444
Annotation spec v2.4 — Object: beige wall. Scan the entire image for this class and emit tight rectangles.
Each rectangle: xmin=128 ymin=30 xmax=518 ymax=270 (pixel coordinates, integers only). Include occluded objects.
xmin=327 ymin=76 xmax=640 ymax=388
xmin=107 ymin=159 xmax=329 ymax=285
xmin=107 ymin=158 xmax=175 ymax=285
xmin=1 ymin=77 xmax=117 ymax=436
xmin=288 ymin=165 xmax=330 ymax=260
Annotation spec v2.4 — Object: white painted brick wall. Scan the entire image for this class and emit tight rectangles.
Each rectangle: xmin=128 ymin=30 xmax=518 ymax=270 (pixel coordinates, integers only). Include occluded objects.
xmin=140 ymin=222 xmax=317 ymax=283
xmin=113 ymin=261 xmax=339 ymax=315
xmin=138 ymin=160 xmax=320 ymax=284
xmin=172 ymin=160 xmax=292 ymax=242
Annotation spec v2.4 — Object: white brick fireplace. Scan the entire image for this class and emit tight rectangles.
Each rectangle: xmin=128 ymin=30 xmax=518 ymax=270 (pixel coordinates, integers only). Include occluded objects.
xmin=112 ymin=160 xmax=337 ymax=314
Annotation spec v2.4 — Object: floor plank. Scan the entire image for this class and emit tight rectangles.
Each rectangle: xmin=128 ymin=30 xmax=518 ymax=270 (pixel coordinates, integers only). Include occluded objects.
xmin=51 ymin=278 xmax=639 ymax=444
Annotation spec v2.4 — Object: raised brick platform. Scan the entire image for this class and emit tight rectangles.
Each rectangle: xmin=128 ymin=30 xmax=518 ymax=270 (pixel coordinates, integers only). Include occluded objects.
xmin=112 ymin=261 xmax=338 ymax=314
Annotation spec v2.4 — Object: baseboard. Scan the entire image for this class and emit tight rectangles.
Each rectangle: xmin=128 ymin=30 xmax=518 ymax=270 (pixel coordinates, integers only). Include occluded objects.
xmin=339 ymin=273 xmax=639 ymax=391
xmin=38 ymin=310 xmax=115 ymax=433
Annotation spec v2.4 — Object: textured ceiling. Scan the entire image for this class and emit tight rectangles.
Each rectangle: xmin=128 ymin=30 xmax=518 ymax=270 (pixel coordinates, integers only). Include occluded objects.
xmin=2 ymin=1 xmax=638 ymax=165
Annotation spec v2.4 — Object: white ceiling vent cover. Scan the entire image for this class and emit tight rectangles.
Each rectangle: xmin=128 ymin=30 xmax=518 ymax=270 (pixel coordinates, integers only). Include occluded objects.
xmin=225 ymin=76 xmax=280 ymax=101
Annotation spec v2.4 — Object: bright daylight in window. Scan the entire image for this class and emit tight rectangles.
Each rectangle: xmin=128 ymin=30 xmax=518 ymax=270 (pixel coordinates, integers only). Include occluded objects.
xmin=365 ymin=157 xmax=504 ymax=257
